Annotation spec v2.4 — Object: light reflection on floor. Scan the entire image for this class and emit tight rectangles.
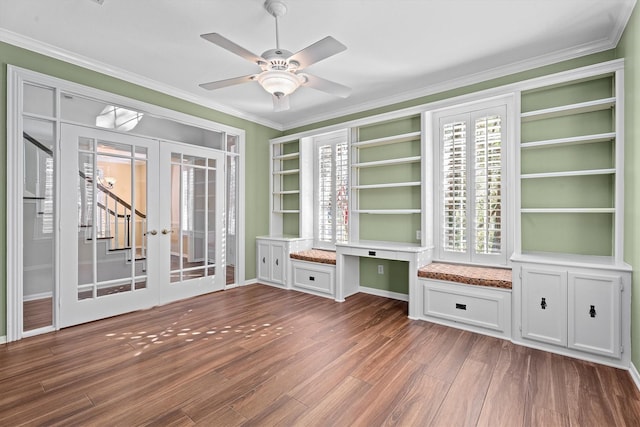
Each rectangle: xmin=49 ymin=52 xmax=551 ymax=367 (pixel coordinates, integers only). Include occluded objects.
xmin=104 ymin=308 xmax=291 ymax=357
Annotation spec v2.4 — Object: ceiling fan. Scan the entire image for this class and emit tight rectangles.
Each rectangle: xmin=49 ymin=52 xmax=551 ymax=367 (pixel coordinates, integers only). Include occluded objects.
xmin=199 ymin=0 xmax=351 ymax=112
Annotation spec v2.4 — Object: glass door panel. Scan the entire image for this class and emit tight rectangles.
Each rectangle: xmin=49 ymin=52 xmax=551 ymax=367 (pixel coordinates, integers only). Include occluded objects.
xmin=22 ymin=117 xmax=56 ymax=333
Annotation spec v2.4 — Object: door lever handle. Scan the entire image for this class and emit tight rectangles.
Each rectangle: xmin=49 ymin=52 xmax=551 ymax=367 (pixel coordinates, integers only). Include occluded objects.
xmin=145 ymin=230 xmax=158 ymax=236
xmin=162 ymin=229 xmax=174 ymax=235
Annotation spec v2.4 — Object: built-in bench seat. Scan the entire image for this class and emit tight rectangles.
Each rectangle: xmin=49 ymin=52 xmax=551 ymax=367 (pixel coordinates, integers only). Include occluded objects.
xmin=418 ymin=262 xmax=512 ymax=289
xmin=290 ymin=249 xmax=336 ymax=265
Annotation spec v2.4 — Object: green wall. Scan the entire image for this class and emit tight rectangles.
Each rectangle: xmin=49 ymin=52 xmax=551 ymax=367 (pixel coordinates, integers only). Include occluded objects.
xmin=0 ymin=41 xmax=280 ymax=337
xmin=617 ymin=4 xmax=640 ymax=371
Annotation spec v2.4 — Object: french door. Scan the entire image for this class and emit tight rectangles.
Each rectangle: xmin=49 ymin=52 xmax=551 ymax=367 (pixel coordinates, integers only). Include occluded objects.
xmin=158 ymin=142 xmax=225 ymax=304
xmin=59 ymin=124 xmax=224 ymax=327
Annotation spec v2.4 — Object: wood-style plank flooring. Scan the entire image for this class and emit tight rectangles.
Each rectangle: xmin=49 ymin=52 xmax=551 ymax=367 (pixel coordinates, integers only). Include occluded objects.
xmin=4 ymin=284 xmax=640 ymax=426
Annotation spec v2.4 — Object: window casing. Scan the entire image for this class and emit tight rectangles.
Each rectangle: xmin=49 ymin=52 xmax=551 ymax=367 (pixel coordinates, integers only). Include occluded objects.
xmin=313 ymin=130 xmax=349 ymax=249
xmin=433 ymin=101 xmax=509 ymax=266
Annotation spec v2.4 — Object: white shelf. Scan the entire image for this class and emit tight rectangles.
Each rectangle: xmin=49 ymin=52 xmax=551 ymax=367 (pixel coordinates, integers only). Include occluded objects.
xmin=273 ymin=169 xmax=300 ymax=176
xmin=521 ymin=208 xmax=615 ymax=214
xmin=521 ymin=132 xmax=616 ymax=149
xmin=353 ymin=131 xmax=421 ymax=148
xmin=352 ymin=181 xmax=421 ymax=190
xmin=521 ymin=168 xmax=615 ymax=179
xmin=273 ymin=190 xmax=300 ymax=195
xmin=521 ymin=97 xmax=615 ymax=122
xmin=273 ymin=152 xmax=299 ymax=160
xmin=273 ymin=210 xmax=300 ymax=214
xmin=353 ymin=209 xmax=421 ymax=214
xmin=352 ymin=156 xmax=421 ymax=168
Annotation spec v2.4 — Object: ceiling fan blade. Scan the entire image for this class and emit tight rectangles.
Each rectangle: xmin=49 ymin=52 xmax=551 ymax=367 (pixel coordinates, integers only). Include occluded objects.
xmin=301 ymin=73 xmax=351 ymax=98
xmin=200 ymin=32 xmax=265 ymax=64
xmin=272 ymin=94 xmax=290 ymax=112
xmin=199 ymin=75 xmax=255 ymax=91
xmin=288 ymin=36 xmax=347 ymax=70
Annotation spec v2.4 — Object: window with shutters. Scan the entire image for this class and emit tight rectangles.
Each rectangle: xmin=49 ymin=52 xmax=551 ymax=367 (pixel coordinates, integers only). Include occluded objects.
xmin=314 ymin=130 xmax=349 ymax=249
xmin=434 ymin=101 xmax=509 ymax=265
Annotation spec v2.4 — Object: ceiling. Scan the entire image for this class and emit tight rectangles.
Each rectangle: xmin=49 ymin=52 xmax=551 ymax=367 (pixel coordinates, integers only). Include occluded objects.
xmin=0 ymin=0 xmax=636 ymax=130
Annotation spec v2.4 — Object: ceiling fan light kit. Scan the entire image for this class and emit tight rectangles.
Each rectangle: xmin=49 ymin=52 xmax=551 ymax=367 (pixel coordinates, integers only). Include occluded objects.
xmin=199 ymin=0 xmax=350 ymax=111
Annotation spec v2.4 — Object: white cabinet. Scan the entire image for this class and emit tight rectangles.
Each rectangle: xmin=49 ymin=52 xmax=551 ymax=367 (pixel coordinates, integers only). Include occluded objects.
xmin=291 ymin=260 xmax=335 ymax=298
xmin=257 ymin=239 xmax=285 ymax=286
xmin=512 ymin=254 xmax=630 ymax=367
xmin=418 ymin=279 xmax=511 ymax=339
xmin=256 ymin=237 xmax=313 ymax=288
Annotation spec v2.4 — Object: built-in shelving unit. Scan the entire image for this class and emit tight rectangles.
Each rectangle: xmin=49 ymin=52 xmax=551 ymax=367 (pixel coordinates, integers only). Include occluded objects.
xmin=270 ymin=139 xmax=300 ymax=235
xmin=350 ymin=118 xmax=422 ymax=242
xmin=517 ymin=62 xmax=623 ymax=261
xmin=269 ymin=138 xmax=313 ymax=238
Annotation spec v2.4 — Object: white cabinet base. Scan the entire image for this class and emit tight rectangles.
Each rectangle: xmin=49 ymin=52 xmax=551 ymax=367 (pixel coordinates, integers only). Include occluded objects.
xmin=291 ymin=259 xmax=335 ymax=298
xmin=416 ymin=278 xmax=512 ymax=339
xmin=511 ymin=254 xmax=631 ymax=369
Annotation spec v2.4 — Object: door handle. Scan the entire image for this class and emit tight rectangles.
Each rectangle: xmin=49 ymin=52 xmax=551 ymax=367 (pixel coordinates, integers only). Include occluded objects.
xmin=162 ymin=229 xmax=174 ymax=235
xmin=146 ymin=230 xmax=158 ymax=236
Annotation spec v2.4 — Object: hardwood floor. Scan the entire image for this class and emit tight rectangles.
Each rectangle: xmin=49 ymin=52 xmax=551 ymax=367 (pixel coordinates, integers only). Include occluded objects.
xmin=4 ymin=284 xmax=640 ymax=426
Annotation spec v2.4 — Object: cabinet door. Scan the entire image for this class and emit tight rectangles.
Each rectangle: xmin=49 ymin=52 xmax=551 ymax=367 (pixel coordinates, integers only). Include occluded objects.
xmin=521 ymin=268 xmax=567 ymax=346
xmin=568 ymin=272 xmax=621 ymax=358
xmin=257 ymin=241 xmax=271 ymax=282
xmin=270 ymin=243 xmax=285 ymax=284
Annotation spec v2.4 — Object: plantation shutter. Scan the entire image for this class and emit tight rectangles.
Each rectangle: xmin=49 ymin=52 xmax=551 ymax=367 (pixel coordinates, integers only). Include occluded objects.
xmin=474 ymin=114 xmax=502 ymax=255
xmin=442 ymin=119 xmax=467 ymax=253
xmin=317 ymin=144 xmax=333 ymax=243
xmin=437 ymin=105 xmax=506 ymax=264
xmin=314 ymin=130 xmax=349 ymax=249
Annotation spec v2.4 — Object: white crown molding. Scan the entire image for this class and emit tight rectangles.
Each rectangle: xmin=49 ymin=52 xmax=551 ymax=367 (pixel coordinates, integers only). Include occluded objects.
xmin=281 ymin=36 xmax=619 ymax=130
xmin=0 ymin=28 xmax=285 ymax=131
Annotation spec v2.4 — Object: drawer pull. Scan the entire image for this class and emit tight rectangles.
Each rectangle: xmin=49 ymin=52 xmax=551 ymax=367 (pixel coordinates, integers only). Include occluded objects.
xmin=590 ymin=305 xmax=596 ymax=318
xmin=275 ymin=258 xmax=279 ymax=266
xmin=309 ymin=276 xmax=315 ymax=281
xmin=368 ymin=250 xmax=376 ymax=256
xmin=541 ymin=297 xmax=547 ymax=310
xmin=455 ymin=303 xmax=467 ymax=310
xmin=262 ymin=257 xmax=266 ymax=263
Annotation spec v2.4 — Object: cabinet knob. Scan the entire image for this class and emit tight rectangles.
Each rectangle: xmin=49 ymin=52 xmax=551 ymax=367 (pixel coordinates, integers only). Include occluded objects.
xmin=589 ymin=305 xmax=596 ymax=318
xmin=262 ymin=257 xmax=266 ymax=263
xmin=540 ymin=297 xmax=547 ymax=310
xmin=275 ymin=258 xmax=279 ymax=266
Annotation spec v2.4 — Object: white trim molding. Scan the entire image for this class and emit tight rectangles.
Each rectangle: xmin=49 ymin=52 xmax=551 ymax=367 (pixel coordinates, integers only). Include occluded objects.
xmin=358 ymin=286 xmax=409 ymax=302
xmin=630 ymin=363 xmax=640 ymax=392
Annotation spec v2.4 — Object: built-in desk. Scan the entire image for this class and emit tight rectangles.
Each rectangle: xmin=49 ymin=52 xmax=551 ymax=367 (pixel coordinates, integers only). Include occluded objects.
xmin=335 ymin=241 xmax=432 ymax=315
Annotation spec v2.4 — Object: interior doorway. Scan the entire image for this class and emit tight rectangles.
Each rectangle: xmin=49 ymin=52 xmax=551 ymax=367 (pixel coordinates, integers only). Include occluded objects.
xmin=9 ymin=66 xmax=245 ymax=341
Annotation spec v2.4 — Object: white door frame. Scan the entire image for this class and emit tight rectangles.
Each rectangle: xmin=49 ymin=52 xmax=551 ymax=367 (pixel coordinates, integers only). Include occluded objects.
xmin=6 ymin=66 xmax=246 ymax=342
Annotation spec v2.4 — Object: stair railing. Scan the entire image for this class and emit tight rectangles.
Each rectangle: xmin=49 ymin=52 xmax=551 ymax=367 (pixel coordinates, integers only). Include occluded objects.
xmin=24 ymin=131 xmax=147 ymax=261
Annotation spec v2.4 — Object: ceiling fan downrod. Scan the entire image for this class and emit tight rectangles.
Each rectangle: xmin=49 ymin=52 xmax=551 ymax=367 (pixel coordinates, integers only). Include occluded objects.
xmin=264 ymin=0 xmax=288 ymax=50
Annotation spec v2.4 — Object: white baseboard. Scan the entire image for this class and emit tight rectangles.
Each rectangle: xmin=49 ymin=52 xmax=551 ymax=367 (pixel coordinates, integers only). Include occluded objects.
xmin=630 ymin=362 xmax=640 ymax=392
xmin=359 ymin=286 xmax=409 ymax=302
xmin=0 ymin=335 xmax=6 ymax=344
xmin=23 ymin=291 xmax=53 ymax=302
xmin=244 ymin=278 xmax=259 ymax=286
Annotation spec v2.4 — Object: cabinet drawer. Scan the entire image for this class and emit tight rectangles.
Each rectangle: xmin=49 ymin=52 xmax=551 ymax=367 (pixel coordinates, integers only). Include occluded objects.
xmin=292 ymin=262 xmax=335 ymax=295
xmin=422 ymin=280 xmax=509 ymax=332
xmin=347 ymin=247 xmax=398 ymax=260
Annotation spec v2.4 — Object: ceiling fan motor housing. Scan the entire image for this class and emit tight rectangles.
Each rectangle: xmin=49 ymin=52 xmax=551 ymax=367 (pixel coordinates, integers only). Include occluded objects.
xmin=261 ymin=48 xmax=298 ymax=71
